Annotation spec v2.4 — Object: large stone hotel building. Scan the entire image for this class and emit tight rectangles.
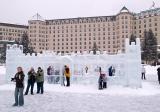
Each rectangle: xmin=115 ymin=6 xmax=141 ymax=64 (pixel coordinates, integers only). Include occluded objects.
xmin=1 ymin=7 xmax=160 ymax=53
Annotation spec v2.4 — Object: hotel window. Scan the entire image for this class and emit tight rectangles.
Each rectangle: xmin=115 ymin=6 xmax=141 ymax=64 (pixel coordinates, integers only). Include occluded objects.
xmin=155 ymin=28 xmax=157 ymax=31
xmin=155 ymin=33 xmax=157 ymax=36
xmin=155 ymin=23 xmax=157 ymax=26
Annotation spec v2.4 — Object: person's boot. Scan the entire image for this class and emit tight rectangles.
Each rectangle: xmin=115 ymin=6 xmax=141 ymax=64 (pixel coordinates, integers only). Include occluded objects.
xmin=12 ymin=103 xmax=18 ymax=106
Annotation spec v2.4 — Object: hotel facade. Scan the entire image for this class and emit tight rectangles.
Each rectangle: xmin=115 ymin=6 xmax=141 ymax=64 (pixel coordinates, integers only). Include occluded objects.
xmin=1 ymin=7 xmax=160 ymax=53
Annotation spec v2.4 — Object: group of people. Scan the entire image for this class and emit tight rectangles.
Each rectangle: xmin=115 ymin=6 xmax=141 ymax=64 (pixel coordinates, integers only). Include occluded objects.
xmin=11 ymin=67 xmax=44 ymax=107
xmin=11 ymin=65 xmax=71 ymax=107
xmin=13 ymin=64 xmax=160 ymax=106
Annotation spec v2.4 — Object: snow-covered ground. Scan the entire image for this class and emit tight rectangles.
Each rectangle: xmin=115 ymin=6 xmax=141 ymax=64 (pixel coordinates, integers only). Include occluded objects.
xmin=0 ymin=65 xmax=160 ymax=112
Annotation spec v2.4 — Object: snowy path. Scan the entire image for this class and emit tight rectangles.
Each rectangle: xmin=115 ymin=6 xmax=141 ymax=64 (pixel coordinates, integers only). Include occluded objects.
xmin=0 ymin=90 xmax=160 ymax=112
xmin=1 ymin=65 xmax=160 ymax=112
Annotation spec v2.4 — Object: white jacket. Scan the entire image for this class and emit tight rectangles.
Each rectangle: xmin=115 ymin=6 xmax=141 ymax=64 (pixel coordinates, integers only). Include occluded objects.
xmin=142 ymin=66 xmax=146 ymax=73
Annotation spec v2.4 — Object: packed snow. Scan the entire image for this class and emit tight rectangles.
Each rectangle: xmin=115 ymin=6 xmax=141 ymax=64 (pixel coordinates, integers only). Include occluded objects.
xmin=0 ymin=65 xmax=160 ymax=112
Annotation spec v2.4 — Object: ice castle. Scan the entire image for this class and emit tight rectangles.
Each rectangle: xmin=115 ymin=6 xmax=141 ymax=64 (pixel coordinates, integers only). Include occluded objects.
xmin=6 ymin=38 xmax=142 ymax=88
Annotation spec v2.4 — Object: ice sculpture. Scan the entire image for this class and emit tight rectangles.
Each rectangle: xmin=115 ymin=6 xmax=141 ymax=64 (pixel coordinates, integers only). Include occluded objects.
xmin=6 ymin=38 xmax=142 ymax=88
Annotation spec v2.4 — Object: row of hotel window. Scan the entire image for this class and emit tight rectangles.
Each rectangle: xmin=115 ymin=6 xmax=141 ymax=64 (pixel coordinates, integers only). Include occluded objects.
xmin=31 ymin=25 xmax=129 ymax=33
xmin=30 ymin=40 xmax=124 ymax=46
xmin=0 ymin=28 xmax=26 ymax=33
xmin=0 ymin=32 xmax=23 ymax=36
xmin=0 ymin=37 xmax=21 ymax=41
xmin=29 ymin=22 xmax=132 ymax=30
xmin=29 ymin=15 xmax=131 ymax=25
xmin=29 ymin=30 xmax=130 ymax=38
xmin=36 ymin=46 xmax=121 ymax=51
xmin=29 ymin=21 xmax=131 ymax=29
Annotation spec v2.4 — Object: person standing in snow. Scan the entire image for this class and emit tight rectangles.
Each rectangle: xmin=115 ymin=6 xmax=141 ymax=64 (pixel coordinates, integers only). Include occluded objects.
xmin=36 ymin=67 xmax=44 ymax=94
xmin=98 ymin=73 xmax=104 ymax=90
xmin=157 ymin=67 xmax=160 ymax=84
xmin=85 ymin=66 xmax=88 ymax=74
xmin=102 ymin=73 xmax=107 ymax=88
xmin=61 ymin=65 xmax=67 ymax=86
xmin=108 ymin=66 xmax=113 ymax=76
xmin=64 ymin=66 xmax=71 ymax=87
xmin=141 ymin=65 xmax=146 ymax=80
xmin=11 ymin=67 xmax=25 ymax=106
xmin=98 ymin=67 xmax=107 ymax=90
xmin=25 ymin=67 xmax=36 ymax=95
xmin=47 ymin=66 xmax=52 ymax=83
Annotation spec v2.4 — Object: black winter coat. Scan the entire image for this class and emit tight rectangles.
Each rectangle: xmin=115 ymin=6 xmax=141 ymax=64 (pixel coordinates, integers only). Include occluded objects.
xmin=14 ymin=72 xmax=25 ymax=88
xmin=28 ymin=71 xmax=36 ymax=84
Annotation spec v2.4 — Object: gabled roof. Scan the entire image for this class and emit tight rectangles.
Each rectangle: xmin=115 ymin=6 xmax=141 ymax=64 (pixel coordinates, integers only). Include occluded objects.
xmin=120 ymin=6 xmax=129 ymax=13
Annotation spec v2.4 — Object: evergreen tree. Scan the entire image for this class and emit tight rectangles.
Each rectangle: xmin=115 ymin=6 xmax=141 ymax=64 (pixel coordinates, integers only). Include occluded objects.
xmin=20 ymin=33 xmax=34 ymax=54
xmin=0 ymin=44 xmax=7 ymax=63
xmin=142 ymin=29 xmax=157 ymax=64
xmin=92 ymin=42 xmax=98 ymax=55
xmin=130 ymin=34 xmax=136 ymax=45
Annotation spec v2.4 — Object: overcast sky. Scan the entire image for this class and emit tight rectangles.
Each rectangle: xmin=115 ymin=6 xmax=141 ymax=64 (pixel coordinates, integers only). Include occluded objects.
xmin=0 ymin=0 xmax=160 ymax=25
